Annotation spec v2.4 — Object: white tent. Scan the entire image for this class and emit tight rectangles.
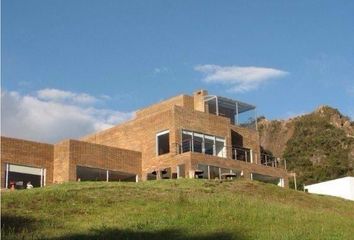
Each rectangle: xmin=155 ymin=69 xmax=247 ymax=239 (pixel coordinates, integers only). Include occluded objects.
xmin=304 ymin=176 xmax=354 ymax=201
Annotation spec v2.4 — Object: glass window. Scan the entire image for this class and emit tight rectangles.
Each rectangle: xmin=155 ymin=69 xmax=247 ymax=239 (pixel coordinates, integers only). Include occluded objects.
xmin=181 ymin=130 xmax=226 ymax=158
xmin=182 ymin=131 xmax=192 ymax=152
xmin=109 ymin=170 xmax=136 ymax=182
xmin=196 ymin=164 xmax=209 ymax=179
xmin=193 ymin=133 xmax=203 ymax=153
xmin=204 ymin=135 xmax=214 ymax=155
xmin=157 ymin=130 xmax=170 ymax=155
xmin=205 ymin=97 xmax=217 ymax=115
xmin=215 ymin=138 xmax=226 ymax=157
xmin=76 ymin=166 xmax=107 ymax=181
xmin=209 ymin=166 xmax=220 ymax=180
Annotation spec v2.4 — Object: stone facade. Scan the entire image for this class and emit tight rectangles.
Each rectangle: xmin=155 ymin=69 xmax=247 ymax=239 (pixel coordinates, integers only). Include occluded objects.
xmin=1 ymin=89 xmax=289 ymax=187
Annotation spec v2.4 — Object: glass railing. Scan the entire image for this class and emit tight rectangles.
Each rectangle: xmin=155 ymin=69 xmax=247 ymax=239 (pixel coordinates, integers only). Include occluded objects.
xmin=175 ymin=139 xmax=252 ymax=162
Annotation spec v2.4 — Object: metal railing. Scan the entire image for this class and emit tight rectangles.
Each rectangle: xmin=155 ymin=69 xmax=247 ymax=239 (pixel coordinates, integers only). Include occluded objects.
xmin=260 ymin=153 xmax=280 ymax=167
xmin=173 ymin=139 xmax=252 ymax=163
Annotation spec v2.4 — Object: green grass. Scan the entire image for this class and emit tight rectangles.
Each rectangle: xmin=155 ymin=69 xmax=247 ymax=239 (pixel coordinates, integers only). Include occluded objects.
xmin=1 ymin=179 xmax=354 ymax=240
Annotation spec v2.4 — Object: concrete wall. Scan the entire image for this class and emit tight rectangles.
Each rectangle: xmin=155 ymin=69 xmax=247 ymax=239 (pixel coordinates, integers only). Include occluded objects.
xmin=304 ymin=177 xmax=354 ymax=201
xmin=1 ymin=136 xmax=54 ymax=185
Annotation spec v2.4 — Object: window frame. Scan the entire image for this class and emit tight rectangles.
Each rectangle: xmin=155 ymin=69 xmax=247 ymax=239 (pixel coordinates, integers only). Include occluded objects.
xmin=156 ymin=129 xmax=170 ymax=156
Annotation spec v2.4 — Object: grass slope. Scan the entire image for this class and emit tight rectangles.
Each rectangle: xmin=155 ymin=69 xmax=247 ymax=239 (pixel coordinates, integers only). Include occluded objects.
xmin=2 ymin=179 xmax=354 ymax=240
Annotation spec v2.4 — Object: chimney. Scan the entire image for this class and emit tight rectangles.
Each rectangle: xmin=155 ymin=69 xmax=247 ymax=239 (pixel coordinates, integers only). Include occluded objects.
xmin=193 ymin=89 xmax=208 ymax=112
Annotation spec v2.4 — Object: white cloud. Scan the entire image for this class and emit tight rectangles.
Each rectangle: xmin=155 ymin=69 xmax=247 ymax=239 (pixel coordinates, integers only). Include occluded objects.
xmin=194 ymin=64 xmax=288 ymax=92
xmin=1 ymin=90 xmax=134 ymax=143
xmin=37 ymin=88 xmax=99 ymax=104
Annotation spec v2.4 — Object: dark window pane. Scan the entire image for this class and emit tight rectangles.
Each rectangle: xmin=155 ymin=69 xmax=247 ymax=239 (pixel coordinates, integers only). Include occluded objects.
xmin=209 ymin=166 xmax=220 ymax=179
xmin=76 ymin=166 xmax=106 ymax=181
xmin=204 ymin=137 xmax=214 ymax=155
xmin=157 ymin=132 xmax=170 ymax=155
xmin=193 ymin=136 xmax=203 ymax=153
xmin=109 ymin=170 xmax=136 ymax=182
xmin=182 ymin=133 xmax=192 ymax=152
xmin=196 ymin=164 xmax=209 ymax=179
xmin=8 ymin=172 xmax=41 ymax=189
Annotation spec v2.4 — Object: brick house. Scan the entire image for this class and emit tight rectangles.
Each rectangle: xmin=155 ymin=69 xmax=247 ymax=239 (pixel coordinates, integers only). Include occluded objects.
xmin=1 ymin=90 xmax=288 ymax=188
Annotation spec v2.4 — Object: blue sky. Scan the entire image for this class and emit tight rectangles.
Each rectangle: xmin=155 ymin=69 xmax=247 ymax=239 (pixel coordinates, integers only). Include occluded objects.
xmin=2 ymin=0 xmax=354 ymax=142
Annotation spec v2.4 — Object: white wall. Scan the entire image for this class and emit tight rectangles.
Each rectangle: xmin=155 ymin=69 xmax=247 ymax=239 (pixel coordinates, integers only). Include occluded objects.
xmin=304 ymin=177 xmax=354 ymax=201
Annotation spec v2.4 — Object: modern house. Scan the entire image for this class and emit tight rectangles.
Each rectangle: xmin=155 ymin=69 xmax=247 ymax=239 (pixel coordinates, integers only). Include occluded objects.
xmin=1 ymin=90 xmax=288 ymax=189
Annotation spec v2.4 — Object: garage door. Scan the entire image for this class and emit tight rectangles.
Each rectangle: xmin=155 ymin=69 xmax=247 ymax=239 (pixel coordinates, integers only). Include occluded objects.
xmin=5 ymin=164 xmax=46 ymax=189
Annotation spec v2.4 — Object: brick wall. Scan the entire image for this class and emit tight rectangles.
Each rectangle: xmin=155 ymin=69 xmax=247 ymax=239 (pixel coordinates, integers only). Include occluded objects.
xmin=1 ymin=136 xmax=54 ymax=186
xmin=53 ymin=140 xmax=71 ymax=183
xmin=135 ymin=94 xmax=194 ymax=118
xmin=53 ymin=139 xmax=141 ymax=182
xmin=68 ymin=140 xmax=141 ymax=181
xmin=81 ymin=108 xmax=176 ymax=177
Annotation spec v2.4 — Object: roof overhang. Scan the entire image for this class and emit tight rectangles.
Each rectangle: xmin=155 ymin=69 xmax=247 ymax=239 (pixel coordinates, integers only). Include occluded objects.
xmin=204 ymin=95 xmax=256 ymax=114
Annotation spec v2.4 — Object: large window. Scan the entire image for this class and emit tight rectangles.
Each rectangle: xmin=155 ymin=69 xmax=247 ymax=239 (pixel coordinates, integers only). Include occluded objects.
xmin=76 ymin=166 xmax=107 ymax=181
xmin=5 ymin=164 xmax=46 ymax=189
xmin=193 ymin=133 xmax=203 ymax=153
xmin=76 ymin=166 xmax=136 ymax=182
xmin=156 ymin=130 xmax=170 ymax=155
xmin=209 ymin=166 xmax=220 ymax=179
xmin=204 ymin=135 xmax=214 ymax=155
xmin=109 ymin=170 xmax=137 ymax=182
xmin=196 ymin=164 xmax=209 ymax=179
xmin=181 ymin=130 xmax=226 ymax=158
xmin=196 ymin=164 xmax=241 ymax=180
xmin=181 ymin=131 xmax=193 ymax=152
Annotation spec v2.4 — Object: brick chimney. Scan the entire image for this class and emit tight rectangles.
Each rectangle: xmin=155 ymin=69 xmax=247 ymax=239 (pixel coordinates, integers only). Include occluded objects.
xmin=193 ymin=89 xmax=208 ymax=112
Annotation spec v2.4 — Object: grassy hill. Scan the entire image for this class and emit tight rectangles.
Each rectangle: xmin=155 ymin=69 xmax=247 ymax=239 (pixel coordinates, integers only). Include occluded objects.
xmin=2 ymin=179 xmax=354 ymax=240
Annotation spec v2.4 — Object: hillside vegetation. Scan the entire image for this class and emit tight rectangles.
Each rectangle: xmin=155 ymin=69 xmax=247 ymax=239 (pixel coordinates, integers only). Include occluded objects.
xmin=258 ymin=106 xmax=354 ymax=188
xmin=2 ymin=180 xmax=354 ymax=240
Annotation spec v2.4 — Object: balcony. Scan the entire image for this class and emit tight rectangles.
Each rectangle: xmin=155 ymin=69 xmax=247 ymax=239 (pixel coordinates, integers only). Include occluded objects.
xmin=260 ymin=153 xmax=281 ymax=168
xmin=204 ymin=95 xmax=257 ymax=130
xmin=175 ymin=139 xmax=253 ymax=163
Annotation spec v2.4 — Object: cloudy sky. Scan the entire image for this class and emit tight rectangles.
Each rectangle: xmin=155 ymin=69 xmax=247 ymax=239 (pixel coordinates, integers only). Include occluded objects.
xmin=2 ymin=0 xmax=354 ymax=143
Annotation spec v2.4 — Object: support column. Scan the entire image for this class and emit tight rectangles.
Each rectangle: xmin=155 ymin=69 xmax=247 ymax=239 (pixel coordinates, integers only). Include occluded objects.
xmin=5 ymin=163 xmax=9 ymax=189
xmin=40 ymin=168 xmax=43 ymax=187
xmin=43 ymin=169 xmax=46 ymax=186
xmin=106 ymin=170 xmax=109 ymax=182
xmin=235 ymin=102 xmax=239 ymax=125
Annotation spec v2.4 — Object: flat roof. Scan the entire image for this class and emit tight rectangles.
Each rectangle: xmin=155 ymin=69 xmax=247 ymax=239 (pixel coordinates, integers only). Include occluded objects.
xmin=204 ymin=95 xmax=256 ymax=114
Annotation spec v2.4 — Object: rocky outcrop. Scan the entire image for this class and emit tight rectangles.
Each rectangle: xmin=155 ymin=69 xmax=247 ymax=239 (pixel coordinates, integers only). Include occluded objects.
xmin=258 ymin=105 xmax=353 ymax=157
